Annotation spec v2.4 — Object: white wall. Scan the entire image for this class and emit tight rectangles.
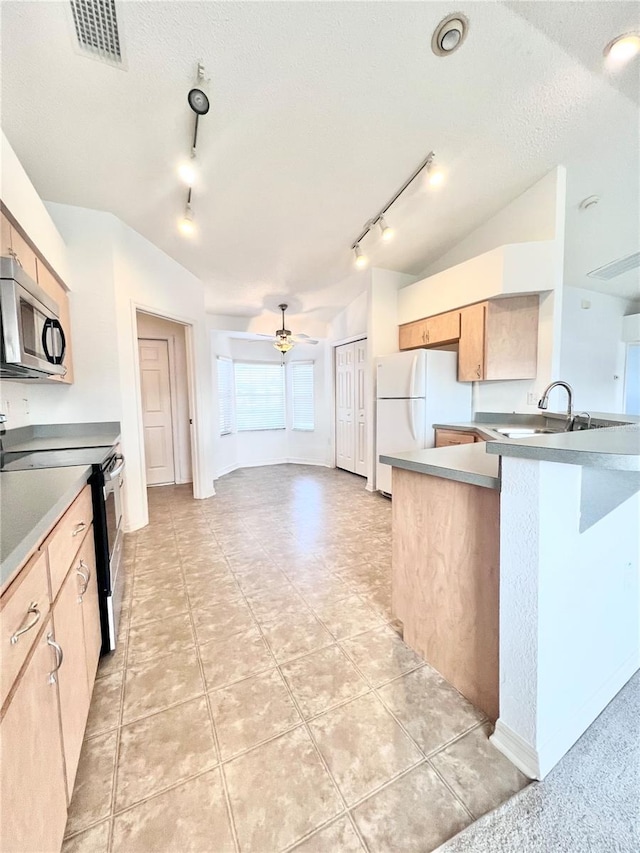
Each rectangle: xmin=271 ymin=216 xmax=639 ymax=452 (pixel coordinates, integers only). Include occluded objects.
xmin=559 ymin=287 xmax=630 ymax=413
xmin=136 ymin=312 xmax=192 ymax=484
xmin=493 ymin=456 xmax=640 ymax=779
xmin=112 ymin=219 xmax=213 ymax=529
xmin=210 ymin=335 xmax=331 ymax=479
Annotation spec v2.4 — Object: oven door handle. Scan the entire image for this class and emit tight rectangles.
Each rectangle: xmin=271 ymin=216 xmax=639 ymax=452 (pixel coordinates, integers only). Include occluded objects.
xmin=106 ymin=455 xmax=125 ymax=480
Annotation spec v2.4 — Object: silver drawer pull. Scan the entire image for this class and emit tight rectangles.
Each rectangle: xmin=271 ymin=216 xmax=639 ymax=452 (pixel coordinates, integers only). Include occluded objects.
xmin=72 ymin=521 xmax=87 ymax=537
xmin=47 ymin=633 xmax=64 ymax=685
xmin=76 ymin=560 xmax=90 ymax=595
xmin=10 ymin=602 xmax=41 ymax=645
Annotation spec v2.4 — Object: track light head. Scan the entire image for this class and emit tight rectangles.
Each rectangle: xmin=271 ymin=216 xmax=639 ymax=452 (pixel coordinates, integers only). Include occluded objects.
xmin=178 ymin=203 xmax=195 ymax=236
xmin=188 ymin=88 xmax=210 ymax=115
xmin=178 ymin=161 xmax=198 ymax=186
xmin=354 ymin=244 xmax=368 ymax=269
xmin=427 ymin=159 xmax=445 ymax=188
xmin=378 ymin=216 xmax=394 ymax=242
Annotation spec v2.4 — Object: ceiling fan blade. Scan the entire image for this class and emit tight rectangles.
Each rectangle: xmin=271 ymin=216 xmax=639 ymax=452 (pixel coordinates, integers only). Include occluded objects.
xmin=292 ymin=335 xmax=319 ymax=345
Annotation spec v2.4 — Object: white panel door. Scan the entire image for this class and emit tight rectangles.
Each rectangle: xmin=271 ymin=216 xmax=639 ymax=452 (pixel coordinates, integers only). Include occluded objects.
xmin=139 ymin=339 xmax=175 ymax=486
xmin=335 ymin=342 xmax=355 ymax=472
xmin=355 ymin=340 xmax=367 ymax=477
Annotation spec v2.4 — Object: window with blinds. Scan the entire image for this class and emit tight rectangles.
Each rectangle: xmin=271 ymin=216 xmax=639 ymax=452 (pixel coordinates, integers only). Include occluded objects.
xmin=234 ymin=361 xmax=286 ymax=431
xmin=217 ymin=356 xmax=234 ymax=435
xmin=291 ymin=361 xmax=315 ymax=431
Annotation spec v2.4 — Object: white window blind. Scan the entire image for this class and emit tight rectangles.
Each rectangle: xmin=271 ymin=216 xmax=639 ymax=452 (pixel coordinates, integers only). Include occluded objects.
xmin=234 ymin=361 xmax=286 ymax=431
xmin=292 ymin=361 xmax=315 ymax=431
xmin=217 ymin=357 xmax=234 ymax=435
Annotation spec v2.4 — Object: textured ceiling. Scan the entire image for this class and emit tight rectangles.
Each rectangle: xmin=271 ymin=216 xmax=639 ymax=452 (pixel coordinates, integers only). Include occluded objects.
xmin=1 ymin=0 xmax=638 ymax=326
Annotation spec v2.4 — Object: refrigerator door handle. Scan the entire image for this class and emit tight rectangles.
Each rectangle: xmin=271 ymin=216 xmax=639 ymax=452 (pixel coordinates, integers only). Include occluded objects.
xmin=408 ymin=399 xmax=417 ymax=441
xmin=409 ymin=354 xmax=418 ymax=399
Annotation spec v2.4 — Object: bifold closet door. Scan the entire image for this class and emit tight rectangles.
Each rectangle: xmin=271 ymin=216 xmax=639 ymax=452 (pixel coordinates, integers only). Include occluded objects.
xmin=335 ymin=340 xmax=367 ymax=476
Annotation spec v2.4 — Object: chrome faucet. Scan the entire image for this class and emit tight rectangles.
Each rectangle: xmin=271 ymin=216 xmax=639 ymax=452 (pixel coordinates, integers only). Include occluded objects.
xmin=538 ymin=380 xmax=574 ymax=429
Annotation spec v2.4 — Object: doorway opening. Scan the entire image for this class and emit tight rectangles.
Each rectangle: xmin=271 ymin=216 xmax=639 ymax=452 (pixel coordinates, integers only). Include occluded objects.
xmin=334 ymin=338 xmax=367 ymax=477
xmin=137 ymin=311 xmax=193 ymax=487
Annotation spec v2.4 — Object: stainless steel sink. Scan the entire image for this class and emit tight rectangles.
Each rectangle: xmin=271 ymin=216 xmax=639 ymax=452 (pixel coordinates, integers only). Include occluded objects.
xmin=495 ymin=427 xmax=558 ymax=439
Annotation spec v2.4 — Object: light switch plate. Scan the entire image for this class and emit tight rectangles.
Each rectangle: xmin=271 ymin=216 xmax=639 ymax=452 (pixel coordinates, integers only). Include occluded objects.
xmin=527 ymin=392 xmax=537 ymax=405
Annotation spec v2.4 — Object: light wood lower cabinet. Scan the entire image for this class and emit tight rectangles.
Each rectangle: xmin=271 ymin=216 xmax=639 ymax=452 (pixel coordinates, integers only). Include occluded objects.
xmin=434 ymin=429 xmax=476 ymax=448
xmin=0 ymin=618 xmax=68 ymax=853
xmin=54 ymin=557 xmax=92 ymax=799
xmin=1 ymin=490 xmax=100 ymax=851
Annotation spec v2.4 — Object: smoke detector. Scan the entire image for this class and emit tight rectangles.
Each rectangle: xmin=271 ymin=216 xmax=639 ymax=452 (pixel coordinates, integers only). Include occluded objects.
xmin=432 ymin=13 xmax=469 ymax=56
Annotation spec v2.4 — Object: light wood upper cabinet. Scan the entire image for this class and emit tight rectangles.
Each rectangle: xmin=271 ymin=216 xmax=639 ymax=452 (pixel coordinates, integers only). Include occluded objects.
xmin=400 ymin=295 xmax=539 ymax=382
xmin=0 ymin=618 xmax=69 ymax=853
xmin=1 ymin=211 xmax=12 ymax=257
xmin=458 ymin=303 xmax=486 ymax=381
xmin=398 ymin=311 xmax=461 ymax=350
xmin=36 ymin=259 xmax=74 ymax=385
xmin=4 ymin=221 xmax=39 ymax=281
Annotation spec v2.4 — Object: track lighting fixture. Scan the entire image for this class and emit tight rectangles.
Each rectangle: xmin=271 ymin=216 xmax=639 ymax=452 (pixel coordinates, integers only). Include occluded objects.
xmin=350 ymin=151 xmax=443 ymax=266
xmin=604 ymin=33 xmax=640 ymax=65
xmin=354 ymin=244 xmax=368 ymax=269
xmin=378 ymin=216 xmax=394 ymax=242
xmin=177 ymin=63 xmax=209 ymax=235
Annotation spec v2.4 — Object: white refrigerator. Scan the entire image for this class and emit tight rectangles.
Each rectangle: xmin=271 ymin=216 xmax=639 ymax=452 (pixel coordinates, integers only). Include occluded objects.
xmin=375 ymin=350 xmax=472 ymax=495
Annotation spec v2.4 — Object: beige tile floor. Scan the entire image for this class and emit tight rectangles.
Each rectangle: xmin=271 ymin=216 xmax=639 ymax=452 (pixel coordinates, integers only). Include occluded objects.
xmin=63 ymin=465 xmax=528 ymax=853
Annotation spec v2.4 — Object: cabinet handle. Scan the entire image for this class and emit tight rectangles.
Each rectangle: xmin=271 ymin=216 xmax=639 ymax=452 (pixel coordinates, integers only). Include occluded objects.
xmin=7 ymin=248 xmax=22 ymax=267
xmin=476 ymin=364 xmax=482 ymax=378
xmin=72 ymin=521 xmax=87 ymax=537
xmin=76 ymin=560 xmax=90 ymax=596
xmin=47 ymin=633 xmax=64 ymax=684
xmin=10 ymin=602 xmax=41 ymax=644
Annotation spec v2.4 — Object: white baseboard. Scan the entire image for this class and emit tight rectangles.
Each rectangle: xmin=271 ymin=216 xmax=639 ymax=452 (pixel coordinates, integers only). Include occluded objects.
xmin=492 ymin=652 xmax=640 ymax=781
xmin=214 ymin=458 xmax=331 ymax=480
xmin=490 ymin=720 xmax=541 ymax=780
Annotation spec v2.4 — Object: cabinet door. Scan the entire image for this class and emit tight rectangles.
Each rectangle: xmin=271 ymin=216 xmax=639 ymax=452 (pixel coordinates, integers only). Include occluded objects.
xmin=1 ymin=211 xmax=12 ymax=257
xmin=53 ymin=565 xmax=91 ymax=799
xmin=8 ymin=224 xmax=38 ymax=281
xmin=79 ymin=528 xmax=102 ymax=685
xmin=425 ymin=311 xmax=461 ymax=346
xmin=398 ymin=320 xmax=427 ymax=350
xmin=36 ymin=258 xmax=74 ymax=384
xmin=458 ymin=303 xmax=486 ymax=381
xmin=435 ymin=429 xmax=476 ymax=448
xmin=0 ymin=618 xmax=68 ymax=853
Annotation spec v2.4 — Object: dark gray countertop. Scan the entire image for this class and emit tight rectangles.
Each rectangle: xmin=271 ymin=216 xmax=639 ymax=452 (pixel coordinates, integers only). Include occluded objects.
xmin=486 ymin=423 xmax=640 ymax=471
xmin=380 ymin=443 xmax=500 ymax=490
xmin=3 ymin=421 xmax=121 ymax=453
xmin=1 ymin=465 xmax=92 ymax=590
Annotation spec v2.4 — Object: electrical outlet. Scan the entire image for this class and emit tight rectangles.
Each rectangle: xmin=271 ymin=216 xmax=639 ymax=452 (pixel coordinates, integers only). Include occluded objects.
xmin=22 ymin=397 xmax=29 ymax=416
xmin=527 ymin=392 xmax=537 ymax=405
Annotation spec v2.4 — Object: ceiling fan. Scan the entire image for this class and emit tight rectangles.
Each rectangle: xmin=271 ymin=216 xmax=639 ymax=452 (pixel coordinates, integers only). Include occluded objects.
xmin=251 ymin=304 xmax=319 ymax=354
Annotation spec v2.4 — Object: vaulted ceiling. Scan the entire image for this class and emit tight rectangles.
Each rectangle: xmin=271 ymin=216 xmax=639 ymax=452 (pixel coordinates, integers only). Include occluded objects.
xmin=1 ymin=1 xmax=638 ymax=326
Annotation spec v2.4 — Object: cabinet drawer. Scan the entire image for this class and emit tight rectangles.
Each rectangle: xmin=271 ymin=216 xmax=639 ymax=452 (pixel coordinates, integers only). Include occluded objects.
xmin=47 ymin=485 xmax=93 ymax=600
xmin=435 ymin=429 xmax=476 ymax=448
xmin=1 ymin=550 xmax=50 ymax=709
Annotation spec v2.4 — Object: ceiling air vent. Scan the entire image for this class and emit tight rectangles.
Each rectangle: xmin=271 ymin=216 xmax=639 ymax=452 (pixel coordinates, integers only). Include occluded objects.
xmin=70 ymin=0 xmax=123 ymax=66
xmin=587 ymin=251 xmax=640 ymax=281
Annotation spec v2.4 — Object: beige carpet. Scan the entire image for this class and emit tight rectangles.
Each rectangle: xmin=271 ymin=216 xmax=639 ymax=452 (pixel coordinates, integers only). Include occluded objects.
xmin=439 ymin=671 xmax=640 ymax=852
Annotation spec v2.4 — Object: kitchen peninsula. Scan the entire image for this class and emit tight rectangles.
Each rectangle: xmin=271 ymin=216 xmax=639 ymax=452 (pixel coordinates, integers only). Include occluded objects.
xmin=382 ymin=415 xmax=640 ymax=779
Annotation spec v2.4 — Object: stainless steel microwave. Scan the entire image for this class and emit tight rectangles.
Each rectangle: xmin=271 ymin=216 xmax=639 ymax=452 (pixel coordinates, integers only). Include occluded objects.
xmin=0 ymin=257 xmax=67 ymax=379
